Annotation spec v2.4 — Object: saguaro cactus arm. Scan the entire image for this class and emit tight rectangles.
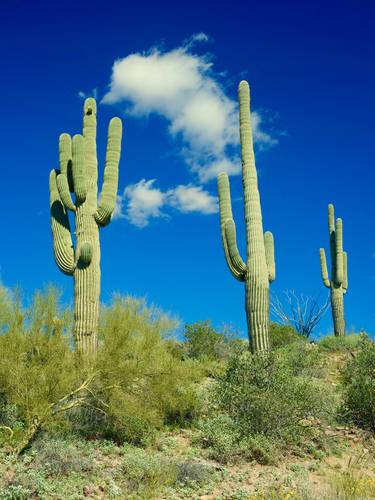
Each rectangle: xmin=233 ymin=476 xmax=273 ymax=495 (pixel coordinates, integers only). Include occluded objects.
xmin=49 ymin=170 xmax=75 ymax=275
xmin=319 ymin=248 xmax=331 ymax=288
xmin=335 ymin=218 xmax=344 ymax=285
xmin=218 ymin=172 xmax=246 ymax=281
xmin=95 ymin=117 xmax=123 ymax=226
xmin=71 ymin=135 xmax=87 ymax=203
xmin=343 ymin=251 xmax=348 ymax=293
xmin=59 ymin=133 xmax=74 ymax=192
xmin=264 ymin=231 xmax=276 ymax=282
xmin=56 ymin=173 xmax=76 ymax=212
xmin=224 ymin=220 xmax=247 ymax=276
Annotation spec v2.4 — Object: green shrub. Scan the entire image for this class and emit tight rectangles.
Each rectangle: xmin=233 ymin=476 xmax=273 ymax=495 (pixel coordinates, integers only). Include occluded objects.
xmin=341 ymin=337 xmax=375 ymax=431
xmin=198 ymin=415 xmax=240 ymax=463
xmin=269 ymin=322 xmax=302 ymax=349
xmin=318 ymin=333 xmax=363 ymax=352
xmin=200 ymin=352 xmax=332 ymax=462
xmin=277 ymin=341 xmax=322 ymax=377
xmin=184 ymin=321 xmax=244 ymax=361
xmin=32 ymin=438 xmax=93 ymax=476
xmin=0 ymin=287 xmax=78 ymax=452
xmin=122 ymin=444 xmax=177 ymax=496
xmin=176 ymin=460 xmax=214 ymax=486
xmin=73 ymin=296 xmax=204 ymax=445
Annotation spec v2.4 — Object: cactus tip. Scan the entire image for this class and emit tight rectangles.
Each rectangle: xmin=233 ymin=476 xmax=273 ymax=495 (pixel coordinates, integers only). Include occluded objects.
xmin=84 ymin=97 xmax=97 ymax=115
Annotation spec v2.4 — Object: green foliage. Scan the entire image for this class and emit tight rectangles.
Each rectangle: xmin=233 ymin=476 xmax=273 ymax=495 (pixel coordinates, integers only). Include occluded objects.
xmin=277 ymin=341 xmax=322 ymax=377
xmin=73 ymin=296 xmax=204 ymax=445
xmin=32 ymin=437 xmax=93 ymax=476
xmin=198 ymin=415 xmax=278 ymax=465
xmin=341 ymin=337 xmax=375 ymax=431
xmin=318 ymin=334 xmax=362 ymax=352
xmin=184 ymin=320 xmax=244 ymax=361
xmin=269 ymin=322 xmax=302 ymax=349
xmin=122 ymin=444 xmax=177 ymax=497
xmin=0 ymin=287 xmax=77 ymax=451
xmin=200 ymin=351 xmax=333 ymax=462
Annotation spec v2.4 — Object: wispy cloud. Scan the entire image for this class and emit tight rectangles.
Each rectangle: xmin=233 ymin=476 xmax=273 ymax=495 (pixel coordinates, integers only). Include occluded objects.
xmin=121 ymin=179 xmax=166 ymax=228
xmin=102 ymin=34 xmax=278 ymax=182
xmin=113 ymin=179 xmax=218 ymax=227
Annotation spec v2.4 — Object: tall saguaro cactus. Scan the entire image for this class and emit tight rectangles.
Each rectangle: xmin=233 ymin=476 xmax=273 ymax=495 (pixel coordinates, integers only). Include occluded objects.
xmin=49 ymin=98 xmax=122 ymax=356
xmin=319 ymin=204 xmax=348 ymax=336
xmin=217 ymin=81 xmax=275 ymax=353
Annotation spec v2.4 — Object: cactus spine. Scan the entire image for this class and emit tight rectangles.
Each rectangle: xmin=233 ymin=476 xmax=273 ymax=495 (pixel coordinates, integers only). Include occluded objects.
xmin=49 ymin=98 xmax=122 ymax=356
xmin=319 ymin=204 xmax=348 ymax=336
xmin=217 ymin=81 xmax=275 ymax=353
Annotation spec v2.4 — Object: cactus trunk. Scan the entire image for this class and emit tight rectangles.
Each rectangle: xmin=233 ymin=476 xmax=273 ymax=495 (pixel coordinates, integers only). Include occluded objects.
xmin=218 ymin=81 xmax=275 ymax=353
xmin=245 ymin=283 xmax=270 ymax=351
xmin=331 ymin=288 xmax=345 ymax=337
xmin=74 ymin=207 xmax=101 ymax=355
xmin=49 ymin=98 xmax=122 ymax=357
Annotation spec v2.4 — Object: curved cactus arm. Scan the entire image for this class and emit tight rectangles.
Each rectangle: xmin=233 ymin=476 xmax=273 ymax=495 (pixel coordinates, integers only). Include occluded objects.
xmin=335 ymin=218 xmax=344 ymax=285
xmin=343 ymin=251 xmax=348 ymax=293
xmin=264 ymin=231 xmax=275 ymax=282
xmin=218 ymin=172 xmax=245 ymax=281
xmin=71 ymin=135 xmax=87 ymax=203
xmin=95 ymin=117 xmax=122 ymax=226
xmin=224 ymin=220 xmax=247 ymax=279
xmin=319 ymin=248 xmax=331 ymax=288
xmin=49 ymin=170 xmax=75 ymax=275
xmin=56 ymin=173 xmax=76 ymax=212
xmin=59 ymin=133 xmax=74 ymax=192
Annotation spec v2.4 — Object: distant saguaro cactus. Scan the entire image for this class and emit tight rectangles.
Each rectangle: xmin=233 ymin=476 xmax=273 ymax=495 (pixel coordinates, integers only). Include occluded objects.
xmin=217 ymin=81 xmax=275 ymax=353
xmin=49 ymin=98 xmax=122 ymax=356
xmin=319 ymin=204 xmax=348 ymax=336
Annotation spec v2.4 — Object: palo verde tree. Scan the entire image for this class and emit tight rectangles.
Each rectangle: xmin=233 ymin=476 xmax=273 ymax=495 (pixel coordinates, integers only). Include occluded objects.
xmin=49 ymin=98 xmax=122 ymax=356
xmin=319 ymin=203 xmax=348 ymax=336
xmin=217 ymin=81 xmax=275 ymax=353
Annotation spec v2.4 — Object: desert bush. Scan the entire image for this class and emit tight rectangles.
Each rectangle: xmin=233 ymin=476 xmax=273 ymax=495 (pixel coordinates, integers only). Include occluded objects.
xmin=122 ymin=444 xmax=177 ymax=496
xmin=199 ymin=414 xmax=278 ymax=464
xmin=269 ymin=322 xmax=302 ymax=349
xmin=200 ymin=351 xmax=333 ymax=462
xmin=72 ymin=296 xmax=204 ymax=445
xmin=341 ymin=337 xmax=375 ymax=431
xmin=277 ymin=341 xmax=322 ymax=377
xmin=176 ymin=459 xmax=214 ymax=487
xmin=184 ymin=320 xmax=244 ymax=361
xmin=0 ymin=287 xmax=79 ymax=452
xmin=318 ymin=333 xmax=363 ymax=352
xmin=32 ymin=437 xmax=93 ymax=476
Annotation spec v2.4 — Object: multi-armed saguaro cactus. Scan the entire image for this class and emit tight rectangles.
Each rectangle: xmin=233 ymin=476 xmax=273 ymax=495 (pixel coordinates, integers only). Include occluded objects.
xmin=319 ymin=204 xmax=348 ymax=336
xmin=49 ymin=98 xmax=122 ymax=356
xmin=217 ymin=81 xmax=275 ymax=353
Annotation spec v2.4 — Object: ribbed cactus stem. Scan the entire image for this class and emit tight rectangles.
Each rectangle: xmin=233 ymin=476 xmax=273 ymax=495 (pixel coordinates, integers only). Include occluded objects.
xmin=319 ymin=203 xmax=348 ymax=336
xmin=217 ymin=81 xmax=275 ymax=353
xmin=331 ymin=289 xmax=345 ymax=337
xmin=49 ymin=98 xmax=122 ymax=357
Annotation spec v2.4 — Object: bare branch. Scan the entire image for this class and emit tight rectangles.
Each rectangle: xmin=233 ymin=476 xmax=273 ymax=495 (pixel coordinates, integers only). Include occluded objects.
xmin=271 ymin=290 xmax=330 ymax=338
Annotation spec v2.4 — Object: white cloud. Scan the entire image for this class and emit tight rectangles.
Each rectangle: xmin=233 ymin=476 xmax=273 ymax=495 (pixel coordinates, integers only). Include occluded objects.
xmin=167 ymin=185 xmax=218 ymax=214
xmin=115 ymin=179 xmax=218 ymax=227
xmin=102 ymin=35 xmax=278 ymax=182
xmin=78 ymin=88 xmax=98 ymax=100
xmin=122 ymin=179 xmax=166 ymax=227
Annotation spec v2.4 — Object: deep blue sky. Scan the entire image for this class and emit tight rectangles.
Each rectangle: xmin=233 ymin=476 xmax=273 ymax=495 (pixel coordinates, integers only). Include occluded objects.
xmin=0 ymin=0 xmax=374 ymax=337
